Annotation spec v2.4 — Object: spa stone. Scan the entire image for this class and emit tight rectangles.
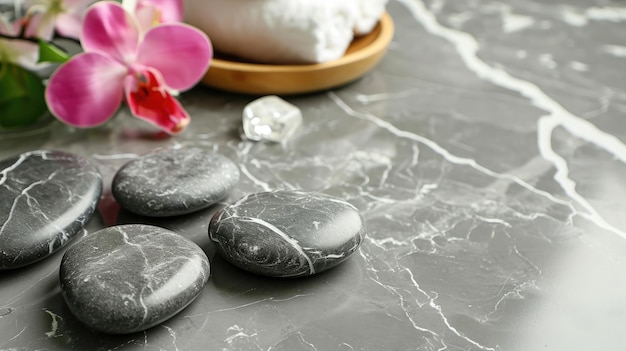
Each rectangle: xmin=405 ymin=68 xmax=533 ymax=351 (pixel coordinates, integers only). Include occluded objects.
xmin=112 ymin=147 xmax=239 ymax=217
xmin=60 ymin=224 xmax=210 ymax=334
xmin=0 ymin=150 xmax=102 ymax=270
xmin=209 ymin=190 xmax=365 ymax=277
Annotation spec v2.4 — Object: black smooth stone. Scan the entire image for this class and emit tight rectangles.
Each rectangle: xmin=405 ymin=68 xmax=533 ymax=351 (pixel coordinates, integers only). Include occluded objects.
xmin=60 ymin=224 xmax=210 ymax=334
xmin=209 ymin=190 xmax=365 ymax=277
xmin=112 ymin=147 xmax=240 ymax=217
xmin=0 ymin=150 xmax=102 ymax=270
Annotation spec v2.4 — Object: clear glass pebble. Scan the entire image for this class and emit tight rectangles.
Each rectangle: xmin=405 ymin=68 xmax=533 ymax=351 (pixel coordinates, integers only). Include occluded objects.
xmin=242 ymin=95 xmax=302 ymax=142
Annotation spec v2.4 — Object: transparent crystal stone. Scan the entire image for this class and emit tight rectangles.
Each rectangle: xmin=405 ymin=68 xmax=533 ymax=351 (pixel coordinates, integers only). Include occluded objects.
xmin=242 ymin=96 xmax=302 ymax=142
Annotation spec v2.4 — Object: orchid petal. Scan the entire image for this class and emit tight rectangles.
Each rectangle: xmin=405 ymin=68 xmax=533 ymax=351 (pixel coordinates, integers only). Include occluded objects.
xmin=139 ymin=0 xmax=183 ymax=23
xmin=134 ymin=6 xmax=160 ymax=33
xmin=63 ymin=0 xmax=98 ymax=11
xmin=55 ymin=13 xmax=83 ymax=39
xmin=81 ymin=2 xmax=139 ymax=63
xmin=0 ymin=18 xmax=39 ymax=69
xmin=136 ymin=23 xmax=211 ymax=91
xmin=46 ymin=52 xmax=127 ymax=127
xmin=124 ymin=67 xmax=190 ymax=134
xmin=0 ymin=16 xmax=13 ymax=35
xmin=24 ymin=11 xmax=55 ymax=41
xmin=6 ymin=40 xmax=40 ymax=70
xmin=57 ymin=0 xmax=97 ymax=38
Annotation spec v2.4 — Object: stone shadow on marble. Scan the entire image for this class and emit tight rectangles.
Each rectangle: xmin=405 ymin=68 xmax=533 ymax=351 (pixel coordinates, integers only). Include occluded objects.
xmin=0 ymin=256 xmax=57 ymax=282
xmin=0 ymin=214 xmax=101 ymax=284
xmin=210 ymin=252 xmax=364 ymax=298
xmin=0 ymin=237 xmax=76 ymax=282
xmin=43 ymin=290 xmax=197 ymax=348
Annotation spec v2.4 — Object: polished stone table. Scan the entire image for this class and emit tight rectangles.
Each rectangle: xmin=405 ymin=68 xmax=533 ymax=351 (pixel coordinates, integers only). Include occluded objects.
xmin=2 ymin=0 xmax=626 ymax=349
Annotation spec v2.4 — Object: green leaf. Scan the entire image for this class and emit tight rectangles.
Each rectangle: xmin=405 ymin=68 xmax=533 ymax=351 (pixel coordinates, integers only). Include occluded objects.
xmin=37 ymin=39 xmax=70 ymax=64
xmin=0 ymin=64 xmax=27 ymax=103
xmin=0 ymin=64 xmax=48 ymax=128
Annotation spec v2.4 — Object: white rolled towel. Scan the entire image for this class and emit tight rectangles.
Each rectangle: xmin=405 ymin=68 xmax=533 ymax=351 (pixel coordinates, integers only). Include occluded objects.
xmin=183 ymin=0 xmax=388 ymax=64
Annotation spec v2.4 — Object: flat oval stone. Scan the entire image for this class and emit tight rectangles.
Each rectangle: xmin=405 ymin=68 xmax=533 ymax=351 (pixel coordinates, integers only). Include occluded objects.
xmin=209 ymin=190 xmax=365 ymax=277
xmin=0 ymin=150 xmax=102 ymax=270
xmin=60 ymin=224 xmax=210 ymax=334
xmin=112 ymin=147 xmax=240 ymax=217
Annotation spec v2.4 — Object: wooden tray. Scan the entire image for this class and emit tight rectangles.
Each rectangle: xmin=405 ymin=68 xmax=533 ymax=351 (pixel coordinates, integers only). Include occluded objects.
xmin=200 ymin=12 xmax=394 ymax=95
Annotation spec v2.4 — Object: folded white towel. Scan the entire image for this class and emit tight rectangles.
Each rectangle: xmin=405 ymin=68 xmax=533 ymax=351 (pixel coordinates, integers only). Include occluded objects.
xmin=183 ymin=0 xmax=388 ymax=64
xmin=352 ymin=0 xmax=389 ymax=35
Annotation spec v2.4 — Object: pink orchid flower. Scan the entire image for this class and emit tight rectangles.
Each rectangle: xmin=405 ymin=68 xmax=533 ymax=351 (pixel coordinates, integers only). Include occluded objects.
xmin=127 ymin=0 xmax=183 ymax=33
xmin=0 ymin=17 xmax=39 ymax=69
xmin=24 ymin=0 xmax=97 ymax=40
xmin=45 ymin=1 xmax=212 ymax=134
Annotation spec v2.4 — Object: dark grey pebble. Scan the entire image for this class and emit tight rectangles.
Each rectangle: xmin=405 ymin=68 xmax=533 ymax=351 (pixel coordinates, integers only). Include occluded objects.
xmin=0 ymin=150 xmax=102 ymax=269
xmin=209 ymin=190 xmax=365 ymax=277
xmin=60 ymin=224 xmax=210 ymax=334
xmin=112 ymin=147 xmax=239 ymax=217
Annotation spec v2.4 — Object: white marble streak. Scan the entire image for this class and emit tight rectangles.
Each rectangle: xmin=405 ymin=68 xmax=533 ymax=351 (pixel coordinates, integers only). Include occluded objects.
xmin=225 ymin=325 xmax=257 ymax=344
xmin=354 ymin=89 xmax=422 ymax=104
xmin=239 ymin=164 xmax=273 ymax=192
xmin=428 ymin=291 xmax=498 ymax=351
xmin=368 ymin=274 xmax=439 ymax=336
xmin=359 ymin=239 xmax=498 ymax=350
xmin=189 ymin=299 xmax=270 ymax=317
xmin=340 ymin=342 xmax=355 ymax=350
xmin=481 ymin=3 xmax=535 ymax=33
xmin=510 ymin=242 xmax=542 ymax=274
xmin=537 ymin=117 xmax=626 ymax=239
xmin=184 ymin=294 xmax=312 ymax=319
xmin=395 ymin=0 xmax=626 ymax=240
xmin=483 ymin=279 xmax=536 ymax=324
xmin=558 ymin=5 xmax=626 ymax=26
xmin=0 ymin=325 xmax=27 ymax=347
xmin=233 ymin=142 xmax=273 ymax=192
xmin=396 ymin=0 xmax=626 ymax=157
xmin=328 ymin=92 xmax=570 ymax=208
xmin=585 ymin=7 xmax=626 ymax=22
xmin=295 ymin=332 xmax=318 ymax=351
xmin=475 ymin=216 xmax=511 ymax=228
xmin=91 ymin=153 xmax=139 ymax=160
xmin=162 ymin=325 xmax=180 ymax=351
xmin=43 ymin=309 xmax=62 ymax=338
xmin=603 ymin=45 xmax=626 ymax=58
xmin=224 ymin=324 xmax=261 ymax=351
xmin=403 ymin=268 xmax=499 ymax=351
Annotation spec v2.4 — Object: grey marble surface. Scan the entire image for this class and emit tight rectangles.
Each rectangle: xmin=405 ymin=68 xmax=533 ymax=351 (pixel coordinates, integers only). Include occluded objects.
xmin=1 ymin=0 xmax=626 ymax=349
